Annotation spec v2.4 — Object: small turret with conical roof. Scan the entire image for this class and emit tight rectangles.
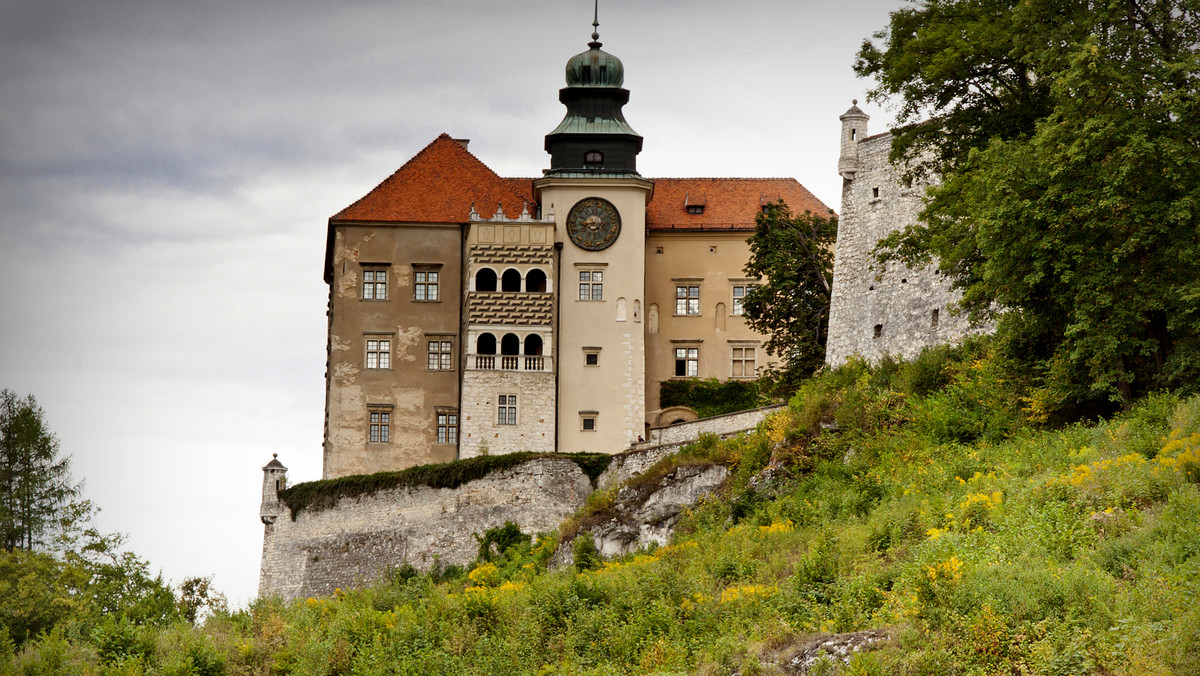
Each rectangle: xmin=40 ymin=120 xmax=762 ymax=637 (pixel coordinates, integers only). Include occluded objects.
xmin=260 ymin=454 xmax=288 ymax=525
xmin=838 ymin=100 xmax=870 ymax=180
xmin=544 ymin=5 xmax=643 ymax=176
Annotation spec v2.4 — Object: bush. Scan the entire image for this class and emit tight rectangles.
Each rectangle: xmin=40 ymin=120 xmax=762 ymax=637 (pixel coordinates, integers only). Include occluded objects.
xmin=659 ymin=377 xmax=767 ymax=418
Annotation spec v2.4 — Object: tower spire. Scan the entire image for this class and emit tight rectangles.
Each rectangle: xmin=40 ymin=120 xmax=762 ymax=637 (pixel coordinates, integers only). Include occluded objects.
xmin=590 ymin=0 xmax=600 ymax=45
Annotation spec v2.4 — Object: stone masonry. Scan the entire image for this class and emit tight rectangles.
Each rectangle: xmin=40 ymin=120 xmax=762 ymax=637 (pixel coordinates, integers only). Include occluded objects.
xmin=825 ymin=104 xmax=988 ymax=366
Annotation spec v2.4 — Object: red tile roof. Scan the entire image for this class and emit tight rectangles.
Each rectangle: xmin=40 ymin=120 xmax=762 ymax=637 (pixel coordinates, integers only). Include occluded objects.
xmin=644 ymin=178 xmax=834 ymax=231
xmin=331 ymin=134 xmax=532 ymax=223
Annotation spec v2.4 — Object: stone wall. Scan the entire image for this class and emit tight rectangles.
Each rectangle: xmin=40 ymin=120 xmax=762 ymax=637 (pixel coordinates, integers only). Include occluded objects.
xmin=459 ymin=369 xmax=555 ymax=458
xmin=826 ymin=130 xmax=987 ymax=366
xmin=259 ymin=456 xmax=590 ymax=600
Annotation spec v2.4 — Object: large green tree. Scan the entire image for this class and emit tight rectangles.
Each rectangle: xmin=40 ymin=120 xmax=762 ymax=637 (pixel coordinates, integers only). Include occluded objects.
xmin=741 ymin=202 xmax=837 ymax=396
xmin=858 ymin=0 xmax=1200 ymax=409
xmin=0 ymin=390 xmax=78 ymax=551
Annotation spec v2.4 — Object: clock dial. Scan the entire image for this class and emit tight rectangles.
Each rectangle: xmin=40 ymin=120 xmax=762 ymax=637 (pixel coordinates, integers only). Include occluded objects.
xmin=566 ymin=198 xmax=621 ymax=251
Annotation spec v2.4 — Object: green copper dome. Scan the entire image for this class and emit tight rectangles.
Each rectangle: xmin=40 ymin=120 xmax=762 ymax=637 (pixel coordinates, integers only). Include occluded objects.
xmin=564 ymin=41 xmax=624 ymax=87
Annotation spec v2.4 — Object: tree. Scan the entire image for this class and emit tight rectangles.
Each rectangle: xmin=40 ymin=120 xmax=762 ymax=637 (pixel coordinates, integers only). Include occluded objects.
xmin=741 ymin=202 xmax=837 ymax=396
xmin=0 ymin=390 xmax=79 ymax=551
xmin=858 ymin=0 xmax=1200 ymax=410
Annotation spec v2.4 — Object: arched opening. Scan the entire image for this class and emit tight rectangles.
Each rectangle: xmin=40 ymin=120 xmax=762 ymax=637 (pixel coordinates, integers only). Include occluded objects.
xmin=523 ymin=334 xmax=543 ymax=356
xmin=525 ymin=269 xmax=547 ymax=292
xmin=500 ymin=333 xmax=520 ymax=355
xmin=476 ymin=333 xmax=497 ymax=355
xmin=501 ymin=269 xmax=522 ymax=292
xmin=475 ymin=268 xmax=497 ymax=292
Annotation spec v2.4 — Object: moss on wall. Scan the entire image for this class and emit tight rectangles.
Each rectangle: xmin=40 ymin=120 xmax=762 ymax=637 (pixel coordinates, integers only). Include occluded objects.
xmin=280 ymin=453 xmax=612 ymax=519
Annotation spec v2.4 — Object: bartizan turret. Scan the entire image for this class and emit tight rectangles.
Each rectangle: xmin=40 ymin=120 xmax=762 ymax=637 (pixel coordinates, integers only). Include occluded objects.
xmin=838 ymin=100 xmax=870 ymax=180
xmin=260 ymin=454 xmax=287 ymax=524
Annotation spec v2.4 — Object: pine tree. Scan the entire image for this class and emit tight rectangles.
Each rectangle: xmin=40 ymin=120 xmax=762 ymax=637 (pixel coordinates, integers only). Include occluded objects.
xmin=0 ymin=390 xmax=78 ymax=551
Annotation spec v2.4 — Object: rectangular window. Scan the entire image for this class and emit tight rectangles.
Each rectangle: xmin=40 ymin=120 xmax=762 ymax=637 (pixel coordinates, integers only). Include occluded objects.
xmin=732 ymin=346 xmax=756 ymax=378
xmin=579 ymin=271 xmax=603 ymax=301
xmin=369 ymin=410 xmax=390 ymax=443
xmin=732 ymin=285 xmax=755 ymax=316
xmin=582 ymin=417 xmax=596 ymax=431
xmin=414 ymin=270 xmax=439 ymax=301
xmin=437 ymin=410 xmax=458 ymax=444
xmin=675 ymin=285 xmax=700 ymax=315
xmin=674 ymin=347 xmax=699 ymax=377
xmin=585 ymin=352 xmax=599 ymax=366
xmin=362 ymin=269 xmax=387 ymax=300
xmin=366 ymin=338 xmax=391 ymax=369
xmin=497 ymin=395 xmax=517 ymax=425
xmin=427 ymin=340 xmax=453 ymax=370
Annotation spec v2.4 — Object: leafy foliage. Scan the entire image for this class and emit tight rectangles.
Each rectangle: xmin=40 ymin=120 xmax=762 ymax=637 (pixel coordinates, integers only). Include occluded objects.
xmin=8 ymin=347 xmax=1200 ymax=673
xmin=860 ymin=0 xmax=1200 ymax=409
xmin=741 ymin=201 xmax=837 ymax=397
xmin=280 ymin=452 xmax=614 ymax=518
xmin=658 ymin=377 xmax=766 ymax=418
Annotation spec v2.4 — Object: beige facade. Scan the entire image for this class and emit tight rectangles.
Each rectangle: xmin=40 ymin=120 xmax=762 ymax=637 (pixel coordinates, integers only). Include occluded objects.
xmin=644 ymin=230 xmax=776 ymax=419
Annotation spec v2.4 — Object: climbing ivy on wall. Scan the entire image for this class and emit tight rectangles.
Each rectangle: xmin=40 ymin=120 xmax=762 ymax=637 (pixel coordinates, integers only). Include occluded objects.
xmin=659 ymin=378 xmax=766 ymax=419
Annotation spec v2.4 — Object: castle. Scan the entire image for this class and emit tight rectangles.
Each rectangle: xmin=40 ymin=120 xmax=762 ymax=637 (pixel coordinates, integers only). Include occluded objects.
xmin=318 ymin=19 xmax=830 ymax=479
xmin=258 ymin=20 xmax=982 ymax=599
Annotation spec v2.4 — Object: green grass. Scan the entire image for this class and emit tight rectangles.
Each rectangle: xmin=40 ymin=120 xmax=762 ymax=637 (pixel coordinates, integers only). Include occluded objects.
xmin=7 ymin=340 xmax=1200 ymax=674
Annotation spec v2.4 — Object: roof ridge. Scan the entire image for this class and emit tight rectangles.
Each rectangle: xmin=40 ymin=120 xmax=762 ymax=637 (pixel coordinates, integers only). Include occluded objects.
xmin=647 ymin=177 xmax=803 ymax=182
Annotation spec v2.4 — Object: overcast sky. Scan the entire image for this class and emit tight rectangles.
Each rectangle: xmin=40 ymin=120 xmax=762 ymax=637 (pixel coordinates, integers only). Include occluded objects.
xmin=0 ymin=0 xmax=907 ymax=607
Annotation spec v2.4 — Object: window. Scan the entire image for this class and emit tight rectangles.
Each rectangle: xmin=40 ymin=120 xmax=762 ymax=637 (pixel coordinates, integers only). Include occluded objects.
xmin=414 ymin=270 xmax=439 ymax=301
xmin=579 ymin=271 xmax=603 ymax=300
xmin=674 ymin=347 xmax=699 ymax=377
xmin=731 ymin=285 xmax=755 ymax=316
xmin=366 ymin=338 xmax=390 ymax=369
xmin=436 ymin=410 xmax=458 ymax=444
xmin=732 ymin=346 xmax=756 ymax=378
xmin=686 ymin=205 xmax=704 ymax=214
xmin=582 ymin=417 xmax=596 ymax=431
xmin=362 ymin=269 xmax=387 ymax=300
xmin=584 ymin=151 xmax=604 ymax=165
xmin=675 ymin=285 xmax=700 ymax=315
xmin=497 ymin=395 xmax=517 ymax=425
xmin=369 ymin=410 xmax=390 ymax=443
xmin=585 ymin=352 xmax=599 ymax=366
xmin=427 ymin=340 xmax=453 ymax=370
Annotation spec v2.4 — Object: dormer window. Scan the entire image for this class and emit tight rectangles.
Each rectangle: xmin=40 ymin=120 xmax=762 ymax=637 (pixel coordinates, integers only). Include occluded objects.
xmin=584 ymin=151 xmax=604 ymax=165
xmin=686 ymin=205 xmax=704 ymax=215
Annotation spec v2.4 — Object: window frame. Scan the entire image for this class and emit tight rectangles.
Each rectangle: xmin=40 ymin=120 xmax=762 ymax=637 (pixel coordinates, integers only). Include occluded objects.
xmin=578 ymin=270 xmax=604 ymax=301
xmin=731 ymin=344 xmax=757 ymax=378
xmin=675 ymin=285 xmax=701 ymax=316
xmin=361 ymin=267 xmax=389 ymax=301
xmin=368 ymin=407 xmax=392 ymax=443
xmin=413 ymin=268 xmax=440 ymax=302
xmin=436 ymin=409 xmax=458 ymax=445
xmin=365 ymin=335 xmax=392 ymax=370
xmin=497 ymin=394 xmax=518 ymax=426
xmin=426 ymin=337 xmax=454 ymax=371
xmin=674 ymin=346 xmax=699 ymax=377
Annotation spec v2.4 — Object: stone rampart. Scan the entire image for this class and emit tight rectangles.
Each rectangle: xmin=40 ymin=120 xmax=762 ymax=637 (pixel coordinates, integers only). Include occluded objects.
xmin=259 ymin=456 xmax=590 ymax=600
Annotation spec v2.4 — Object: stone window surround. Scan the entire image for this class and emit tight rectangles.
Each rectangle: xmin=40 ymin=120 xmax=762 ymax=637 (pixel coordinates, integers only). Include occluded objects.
xmin=729 ymin=341 xmax=757 ymax=379
xmin=497 ymin=393 xmax=518 ymax=426
xmin=436 ymin=408 xmax=458 ymax=445
xmin=583 ymin=346 xmax=601 ymax=366
xmin=579 ymin=410 xmax=598 ymax=431
xmin=673 ymin=278 xmax=702 ymax=316
xmin=672 ymin=339 xmax=701 ymax=377
xmin=367 ymin=404 xmax=393 ymax=444
xmin=361 ymin=262 xmax=390 ymax=301
xmin=364 ymin=333 xmax=393 ymax=370
xmin=576 ymin=262 xmax=607 ymax=302
xmin=426 ymin=334 xmax=455 ymax=371
xmin=412 ymin=263 xmax=443 ymax=302
xmin=730 ymin=279 xmax=758 ymax=317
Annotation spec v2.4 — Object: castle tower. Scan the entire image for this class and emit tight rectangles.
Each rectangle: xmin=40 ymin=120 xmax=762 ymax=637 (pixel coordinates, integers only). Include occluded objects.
xmin=536 ymin=12 xmax=653 ymax=452
xmin=838 ymin=100 xmax=869 ymax=180
xmin=260 ymin=454 xmax=287 ymax=524
xmin=458 ymin=204 xmax=558 ymax=457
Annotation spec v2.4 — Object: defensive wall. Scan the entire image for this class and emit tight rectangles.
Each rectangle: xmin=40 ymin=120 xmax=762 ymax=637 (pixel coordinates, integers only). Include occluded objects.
xmin=259 ymin=403 xmax=782 ymax=599
xmin=825 ymin=104 xmax=989 ymax=366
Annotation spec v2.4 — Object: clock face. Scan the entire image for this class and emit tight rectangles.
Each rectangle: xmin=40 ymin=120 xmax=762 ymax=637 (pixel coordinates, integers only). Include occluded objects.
xmin=566 ymin=198 xmax=621 ymax=251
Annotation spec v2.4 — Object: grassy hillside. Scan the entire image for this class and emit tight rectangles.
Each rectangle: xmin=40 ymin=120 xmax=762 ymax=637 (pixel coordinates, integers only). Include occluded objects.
xmin=6 ymin=339 xmax=1200 ymax=675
